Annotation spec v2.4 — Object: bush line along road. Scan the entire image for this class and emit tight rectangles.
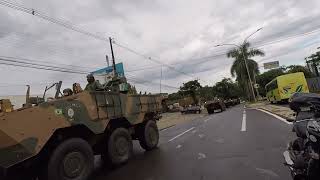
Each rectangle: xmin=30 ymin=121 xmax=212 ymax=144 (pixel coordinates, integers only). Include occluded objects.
xmin=92 ymin=105 xmax=293 ymax=180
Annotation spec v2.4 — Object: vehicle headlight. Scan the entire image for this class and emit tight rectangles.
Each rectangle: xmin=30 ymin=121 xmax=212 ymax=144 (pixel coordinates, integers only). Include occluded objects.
xmin=309 ymin=135 xmax=317 ymax=143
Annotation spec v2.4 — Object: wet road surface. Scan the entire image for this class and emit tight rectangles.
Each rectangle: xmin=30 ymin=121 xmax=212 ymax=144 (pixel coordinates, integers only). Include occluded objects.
xmin=92 ymin=105 xmax=294 ymax=180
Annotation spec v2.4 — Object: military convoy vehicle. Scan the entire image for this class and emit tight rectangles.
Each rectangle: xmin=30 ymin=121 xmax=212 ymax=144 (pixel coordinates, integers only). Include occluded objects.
xmin=0 ymin=79 xmax=164 ymax=180
xmin=204 ymin=99 xmax=226 ymax=114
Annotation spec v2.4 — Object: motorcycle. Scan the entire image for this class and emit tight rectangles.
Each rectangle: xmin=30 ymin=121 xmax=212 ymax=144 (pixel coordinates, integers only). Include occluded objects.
xmin=283 ymin=93 xmax=320 ymax=180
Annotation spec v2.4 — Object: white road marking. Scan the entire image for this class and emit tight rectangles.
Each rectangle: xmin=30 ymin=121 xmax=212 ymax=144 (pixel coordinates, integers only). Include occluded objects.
xmin=176 ymin=144 xmax=182 ymax=149
xmin=241 ymin=108 xmax=247 ymax=132
xmin=168 ymin=127 xmax=195 ymax=142
xmin=192 ymin=130 xmax=197 ymax=134
xmin=255 ymin=168 xmax=279 ymax=178
xmin=255 ymin=108 xmax=292 ymax=125
xmin=204 ymin=117 xmax=212 ymax=122
xmin=160 ymin=125 xmax=175 ymax=132
xmin=198 ymin=134 xmax=205 ymax=139
xmin=198 ymin=153 xmax=207 ymax=159
xmin=215 ymin=138 xmax=225 ymax=144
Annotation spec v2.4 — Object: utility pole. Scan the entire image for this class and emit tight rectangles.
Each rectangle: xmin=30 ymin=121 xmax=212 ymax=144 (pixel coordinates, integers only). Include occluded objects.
xmin=306 ymin=54 xmax=320 ymax=77
xmin=109 ymin=37 xmax=117 ymax=77
xmin=160 ymin=65 xmax=162 ymax=94
xmin=253 ymin=70 xmax=260 ymax=99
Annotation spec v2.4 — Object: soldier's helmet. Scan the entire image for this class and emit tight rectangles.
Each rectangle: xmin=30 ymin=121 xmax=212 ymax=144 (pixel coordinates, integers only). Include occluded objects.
xmin=86 ymin=74 xmax=95 ymax=83
xmin=63 ymin=88 xmax=73 ymax=96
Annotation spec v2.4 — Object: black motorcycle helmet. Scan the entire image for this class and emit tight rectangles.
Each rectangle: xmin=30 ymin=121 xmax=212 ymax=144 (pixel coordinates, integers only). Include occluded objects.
xmin=290 ymin=92 xmax=320 ymax=115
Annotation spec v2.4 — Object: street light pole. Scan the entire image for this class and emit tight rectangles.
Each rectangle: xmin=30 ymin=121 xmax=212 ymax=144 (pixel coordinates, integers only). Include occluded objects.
xmin=215 ymin=28 xmax=262 ymax=102
xmin=160 ymin=65 xmax=162 ymax=94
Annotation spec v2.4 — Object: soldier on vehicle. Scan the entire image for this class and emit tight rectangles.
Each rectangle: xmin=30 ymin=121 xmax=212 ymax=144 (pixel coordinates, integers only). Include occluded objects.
xmin=85 ymin=74 xmax=102 ymax=91
xmin=63 ymin=88 xmax=73 ymax=96
xmin=72 ymin=83 xmax=83 ymax=94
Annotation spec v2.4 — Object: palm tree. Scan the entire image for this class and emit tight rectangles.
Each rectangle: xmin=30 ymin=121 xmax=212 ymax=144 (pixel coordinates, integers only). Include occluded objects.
xmin=227 ymin=42 xmax=265 ymax=100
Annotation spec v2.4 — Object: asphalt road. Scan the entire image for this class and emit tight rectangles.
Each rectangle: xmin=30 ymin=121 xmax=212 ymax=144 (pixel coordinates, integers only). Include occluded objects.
xmin=92 ymin=105 xmax=294 ymax=180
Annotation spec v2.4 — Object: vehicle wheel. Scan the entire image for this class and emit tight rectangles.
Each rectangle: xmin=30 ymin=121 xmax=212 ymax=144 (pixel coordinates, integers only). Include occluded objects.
xmin=42 ymin=138 xmax=94 ymax=180
xmin=307 ymin=159 xmax=319 ymax=180
xmin=207 ymin=109 xmax=213 ymax=114
xmin=102 ymin=128 xmax=133 ymax=166
xmin=138 ymin=120 xmax=159 ymax=151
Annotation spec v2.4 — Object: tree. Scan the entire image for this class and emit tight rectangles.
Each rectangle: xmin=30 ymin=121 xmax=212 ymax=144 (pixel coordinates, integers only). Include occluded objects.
xmin=286 ymin=65 xmax=315 ymax=78
xmin=256 ymin=68 xmax=285 ymax=96
xmin=179 ymin=80 xmax=202 ymax=104
xmin=168 ymin=92 xmax=182 ymax=102
xmin=212 ymin=78 xmax=242 ymax=99
xmin=227 ymin=42 xmax=265 ymax=100
xmin=128 ymin=84 xmax=137 ymax=94
xmin=199 ymin=85 xmax=214 ymax=101
xmin=306 ymin=51 xmax=320 ymax=76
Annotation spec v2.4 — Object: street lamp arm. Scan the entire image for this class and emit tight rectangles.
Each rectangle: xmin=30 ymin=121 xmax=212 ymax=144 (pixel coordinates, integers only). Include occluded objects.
xmin=215 ymin=43 xmax=240 ymax=48
xmin=244 ymin=27 xmax=263 ymax=43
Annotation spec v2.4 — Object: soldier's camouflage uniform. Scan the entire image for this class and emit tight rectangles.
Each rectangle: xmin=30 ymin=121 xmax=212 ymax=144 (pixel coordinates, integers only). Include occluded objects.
xmin=85 ymin=81 xmax=102 ymax=91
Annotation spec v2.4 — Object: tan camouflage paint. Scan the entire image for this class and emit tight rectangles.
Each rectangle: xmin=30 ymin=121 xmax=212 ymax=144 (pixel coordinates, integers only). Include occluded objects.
xmin=0 ymin=90 xmax=163 ymax=168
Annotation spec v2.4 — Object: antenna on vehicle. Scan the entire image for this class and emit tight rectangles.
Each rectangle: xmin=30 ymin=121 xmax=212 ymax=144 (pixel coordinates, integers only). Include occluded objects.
xmin=109 ymin=37 xmax=117 ymax=77
xmin=106 ymin=55 xmax=109 ymax=67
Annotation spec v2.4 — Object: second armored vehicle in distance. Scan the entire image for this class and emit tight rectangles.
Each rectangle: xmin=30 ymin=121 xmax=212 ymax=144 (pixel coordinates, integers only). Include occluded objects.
xmin=204 ymin=99 xmax=226 ymax=114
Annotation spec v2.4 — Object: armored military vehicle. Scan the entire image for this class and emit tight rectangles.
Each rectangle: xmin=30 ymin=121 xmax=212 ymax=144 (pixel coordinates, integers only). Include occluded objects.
xmin=204 ymin=98 xmax=226 ymax=114
xmin=0 ymin=79 xmax=164 ymax=180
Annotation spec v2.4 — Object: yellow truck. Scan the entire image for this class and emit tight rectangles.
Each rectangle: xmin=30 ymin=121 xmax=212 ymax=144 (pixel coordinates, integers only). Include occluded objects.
xmin=265 ymin=72 xmax=309 ymax=103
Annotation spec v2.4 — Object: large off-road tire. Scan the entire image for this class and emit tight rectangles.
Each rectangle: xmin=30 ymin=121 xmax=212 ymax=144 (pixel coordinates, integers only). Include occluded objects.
xmin=207 ymin=109 xmax=214 ymax=114
xmin=102 ymin=128 xmax=133 ymax=166
xmin=43 ymin=138 xmax=94 ymax=180
xmin=307 ymin=159 xmax=319 ymax=180
xmin=138 ymin=120 xmax=159 ymax=151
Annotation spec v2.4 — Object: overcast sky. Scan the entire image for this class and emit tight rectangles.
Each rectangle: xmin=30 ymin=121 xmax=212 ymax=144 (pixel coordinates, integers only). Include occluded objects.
xmin=0 ymin=0 xmax=320 ymax=95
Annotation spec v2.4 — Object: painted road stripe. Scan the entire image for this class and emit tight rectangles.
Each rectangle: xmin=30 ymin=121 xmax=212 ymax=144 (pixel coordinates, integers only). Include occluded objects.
xmin=255 ymin=108 xmax=292 ymax=125
xmin=241 ymin=108 xmax=247 ymax=132
xmin=160 ymin=125 xmax=175 ymax=132
xmin=168 ymin=127 xmax=195 ymax=142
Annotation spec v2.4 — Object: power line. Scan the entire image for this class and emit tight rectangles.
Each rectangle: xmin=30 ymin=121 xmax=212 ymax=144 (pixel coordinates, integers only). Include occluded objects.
xmin=0 ymin=0 xmax=108 ymax=41
xmin=257 ymin=39 xmax=320 ymax=64
xmin=0 ymin=56 xmax=94 ymax=73
xmin=0 ymin=57 xmax=89 ymax=74
xmin=0 ymin=55 xmax=179 ymax=90
xmin=113 ymin=41 xmax=197 ymax=79
xmin=0 ymin=0 xmax=202 ymax=82
xmin=126 ymin=74 xmax=179 ymax=90
xmin=0 ymin=32 xmax=106 ymax=70
xmin=2 ymin=0 xmax=320 ymax=82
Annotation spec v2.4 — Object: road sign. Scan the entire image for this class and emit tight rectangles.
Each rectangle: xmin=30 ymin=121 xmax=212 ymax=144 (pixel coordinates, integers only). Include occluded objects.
xmin=263 ymin=61 xmax=279 ymax=70
xmin=92 ymin=62 xmax=125 ymax=84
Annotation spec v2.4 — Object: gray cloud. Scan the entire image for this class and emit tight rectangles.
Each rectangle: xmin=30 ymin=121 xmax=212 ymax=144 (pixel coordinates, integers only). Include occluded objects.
xmin=0 ymin=0 xmax=319 ymax=95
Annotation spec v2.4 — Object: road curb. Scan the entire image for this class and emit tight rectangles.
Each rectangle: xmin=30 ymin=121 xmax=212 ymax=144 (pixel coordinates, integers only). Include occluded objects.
xmin=253 ymin=108 xmax=293 ymax=124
